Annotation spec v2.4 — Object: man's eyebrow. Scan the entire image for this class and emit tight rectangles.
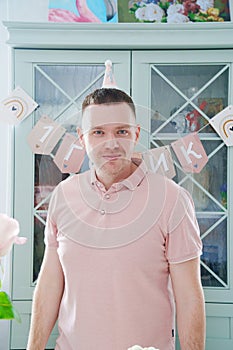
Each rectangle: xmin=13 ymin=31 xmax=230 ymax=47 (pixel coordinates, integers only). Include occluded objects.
xmin=115 ymin=124 xmax=134 ymax=128
xmin=90 ymin=123 xmax=134 ymax=130
xmin=89 ymin=125 xmax=104 ymax=130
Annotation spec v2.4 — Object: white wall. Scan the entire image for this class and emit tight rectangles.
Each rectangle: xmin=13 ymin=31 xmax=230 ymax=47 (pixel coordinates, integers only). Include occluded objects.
xmin=0 ymin=1 xmax=12 ymax=348
xmin=8 ymin=0 xmax=49 ymax=21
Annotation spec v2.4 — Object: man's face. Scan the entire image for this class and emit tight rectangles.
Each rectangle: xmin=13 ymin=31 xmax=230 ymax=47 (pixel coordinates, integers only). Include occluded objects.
xmin=78 ymin=102 xmax=140 ymax=177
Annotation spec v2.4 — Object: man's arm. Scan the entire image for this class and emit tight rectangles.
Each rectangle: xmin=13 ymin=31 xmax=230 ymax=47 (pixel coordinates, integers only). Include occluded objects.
xmin=170 ymin=257 xmax=206 ymax=350
xmin=27 ymin=247 xmax=64 ymax=350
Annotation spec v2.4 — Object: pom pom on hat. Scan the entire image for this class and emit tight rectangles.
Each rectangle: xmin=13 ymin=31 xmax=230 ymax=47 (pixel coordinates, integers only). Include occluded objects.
xmin=102 ymin=60 xmax=118 ymax=89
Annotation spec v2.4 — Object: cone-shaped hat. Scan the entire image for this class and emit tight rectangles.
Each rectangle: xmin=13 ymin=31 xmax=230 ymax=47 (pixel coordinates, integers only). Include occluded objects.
xmin=102 ymin=60 xmax=118 ymax=89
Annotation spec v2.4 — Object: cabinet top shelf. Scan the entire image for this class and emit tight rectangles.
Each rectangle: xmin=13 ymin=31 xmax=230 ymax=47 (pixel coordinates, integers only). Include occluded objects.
xmin=3 ymin=21 xmax=233 ymax=50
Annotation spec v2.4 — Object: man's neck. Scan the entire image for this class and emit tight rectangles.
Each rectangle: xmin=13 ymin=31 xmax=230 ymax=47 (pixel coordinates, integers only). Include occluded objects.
xmin=96 ymin=161 xmax=138 ymax=190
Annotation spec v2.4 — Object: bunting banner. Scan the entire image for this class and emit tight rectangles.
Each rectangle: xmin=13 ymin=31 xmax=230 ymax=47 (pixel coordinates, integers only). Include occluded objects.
xmin=27 ymin=115 xmax=66 ymax=155
xmin=53 ymin=133 xmax=85 ymax=173
xmin=0 ymin=87 xmax=38 ymax=125
xmin=209 ymin=105 xmax=233 ymax=147
xmin=21 ymin=93 xmax=231 ymax=178
xmin=171 ymin=132 xmax=208 ymax=173
xmin=27 ymin=119 xmax=209 ymax=177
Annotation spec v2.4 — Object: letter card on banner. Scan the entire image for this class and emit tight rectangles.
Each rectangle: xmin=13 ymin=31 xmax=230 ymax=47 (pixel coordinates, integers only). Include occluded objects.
xmin=0 ymin=86 xmax=38 ymax=125
xmin=53 ymin=133 xmax=85 ymax=173
xmin=143 ymin=146 xmax=176 ymax=179
xmin=209 ymin=105 xmax=233 ymax=146
xmin=171 ymin=133 xmax=208 ymax=173
xmin=27 ymin=115 xmax=66 ymax=155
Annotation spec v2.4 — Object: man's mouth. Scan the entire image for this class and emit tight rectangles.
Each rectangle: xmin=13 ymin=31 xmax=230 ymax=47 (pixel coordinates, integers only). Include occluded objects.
xmin=102 ymin=154 xmax=122 ymax=161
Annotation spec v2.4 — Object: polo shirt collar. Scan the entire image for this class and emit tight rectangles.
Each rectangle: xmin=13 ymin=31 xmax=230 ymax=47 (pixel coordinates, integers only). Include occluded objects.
xmin=90 ymin=158 xmax=148 ymax=192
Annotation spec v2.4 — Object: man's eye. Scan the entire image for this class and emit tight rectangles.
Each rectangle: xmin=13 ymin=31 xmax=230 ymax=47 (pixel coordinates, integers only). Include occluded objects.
xmin=117 ymin=129 xmax=128 ymax=135
xmin=93 ymin=130 xmax=104 ymax=135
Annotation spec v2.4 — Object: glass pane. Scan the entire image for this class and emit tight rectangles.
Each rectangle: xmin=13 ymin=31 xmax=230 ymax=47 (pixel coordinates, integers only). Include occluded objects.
xmin=182 ymin=143 xmax=227 ymax=212
xmin=155 ymin=65 xmax=226 ymax=94
xmin=200 ymin=218 xmax=227 ymax=287
xmin=35 ymin=68 xmax=71 ymax=119
xmin=33 ymin=64 xmax=103 ymax=282
xmin=41 ymin=65 xmax=104 ymax=99
xmin=33 ymin=216 xmax=46 ymax=283
xmin=203 ymin=142 xmax=227 ymax=208
xmin=35 ymin=64 xmax=104 ymax=121
xmin=151 ymin=64 xmax=229 ymax=135
xmin=201 ymin=266 xmax=223 ymax=288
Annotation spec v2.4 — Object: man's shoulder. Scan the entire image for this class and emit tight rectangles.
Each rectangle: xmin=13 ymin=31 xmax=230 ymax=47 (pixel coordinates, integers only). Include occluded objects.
xmin=52 ymin=170 xmax=91 ymax=195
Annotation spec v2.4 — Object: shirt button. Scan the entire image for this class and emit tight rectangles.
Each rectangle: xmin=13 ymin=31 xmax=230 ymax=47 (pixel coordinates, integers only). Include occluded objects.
xmin=100 ymin=209 xmax=105 ymax=215
xmin=105 ymin=194 xmax=110 ymax=199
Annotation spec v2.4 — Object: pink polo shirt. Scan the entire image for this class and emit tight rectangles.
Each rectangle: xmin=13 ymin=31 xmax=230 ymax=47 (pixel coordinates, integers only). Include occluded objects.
xmin=44 ymin=160 xmax=202 ymax=350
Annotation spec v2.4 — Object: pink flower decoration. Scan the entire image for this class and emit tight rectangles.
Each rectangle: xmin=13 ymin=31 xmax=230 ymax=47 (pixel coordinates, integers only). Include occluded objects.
xmin=0 ymin=214 xmax=27 ymax=258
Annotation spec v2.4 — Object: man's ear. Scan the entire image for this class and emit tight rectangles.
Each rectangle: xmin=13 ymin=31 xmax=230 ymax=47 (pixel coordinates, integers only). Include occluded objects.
xmin=135 ymin=124 xmax=141 ymax=144
xmin=77 ymin=127 xmax=85 ymax=149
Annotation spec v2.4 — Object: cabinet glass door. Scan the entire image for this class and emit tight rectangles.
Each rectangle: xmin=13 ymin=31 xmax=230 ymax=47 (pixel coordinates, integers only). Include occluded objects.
xmin=13 ymin=50 xmax=130 ymax=299
xmin=150 ymin=64 xmax=228 ymax=288
xmin=132 ymin=51 xmax=233 ymax=302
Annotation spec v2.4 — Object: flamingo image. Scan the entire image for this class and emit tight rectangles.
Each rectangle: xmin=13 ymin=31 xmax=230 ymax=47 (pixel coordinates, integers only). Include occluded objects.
xmin=49 ymin=0 xmax=117 ymax=23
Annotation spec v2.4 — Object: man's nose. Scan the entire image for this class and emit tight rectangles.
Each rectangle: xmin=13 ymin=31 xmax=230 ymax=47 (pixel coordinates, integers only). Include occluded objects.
xmin=104 ymin=134 xmax=119 ymax=149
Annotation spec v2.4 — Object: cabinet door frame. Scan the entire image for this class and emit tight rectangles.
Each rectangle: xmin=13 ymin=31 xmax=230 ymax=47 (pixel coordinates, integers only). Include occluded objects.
xmin=13 ymin=49 xmax=131 ymax=300
xmin=132 ymin=50 xmax=233 ymax=303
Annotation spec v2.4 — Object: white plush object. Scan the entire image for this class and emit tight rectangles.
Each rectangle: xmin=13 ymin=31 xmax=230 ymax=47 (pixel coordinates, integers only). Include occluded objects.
xmin=0 ymin=213 xmax=27 ymax=257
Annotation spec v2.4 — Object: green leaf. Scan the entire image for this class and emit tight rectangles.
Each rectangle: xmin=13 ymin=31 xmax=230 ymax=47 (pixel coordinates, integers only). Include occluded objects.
xmin=129 ymin=3 xmax=141 ymax=13
xmin=0 ymin=292 xmax=21 ymax=322
xmin=159 ymin=1 xmax=171 ymax=11
xmin=189 ymin=12 xmax=208 ymax=22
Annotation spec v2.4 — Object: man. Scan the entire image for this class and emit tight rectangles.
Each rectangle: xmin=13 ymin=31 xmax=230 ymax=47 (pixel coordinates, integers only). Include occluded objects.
xmin=27 ymin=88 xmax=205 ymax=350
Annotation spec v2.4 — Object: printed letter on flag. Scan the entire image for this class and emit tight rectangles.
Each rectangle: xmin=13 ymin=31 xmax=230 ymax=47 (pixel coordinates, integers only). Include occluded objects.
xmin=143 ymin=146 xmax=176 ymax=179
xmin=53 ymin=133 xmax=85 ymax=173
xmin=209 ymin=105 xmax=233 ymax=147
xmin=0 ymin=86 xmax=38 ymax=125
xmin=171 ymin=133 xmax=208 ymax=173
xmin=27 ymin=115 xmax=66 ymax=155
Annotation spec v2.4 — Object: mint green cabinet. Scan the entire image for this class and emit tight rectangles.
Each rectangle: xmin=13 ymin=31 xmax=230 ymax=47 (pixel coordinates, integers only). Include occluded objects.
xmin=5 ymin=22 xmax=233 ymax=350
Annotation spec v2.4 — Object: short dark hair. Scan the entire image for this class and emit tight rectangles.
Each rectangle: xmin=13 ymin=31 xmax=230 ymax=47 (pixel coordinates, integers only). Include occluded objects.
xmin=82 ymin=88 xmax=136 ymax=117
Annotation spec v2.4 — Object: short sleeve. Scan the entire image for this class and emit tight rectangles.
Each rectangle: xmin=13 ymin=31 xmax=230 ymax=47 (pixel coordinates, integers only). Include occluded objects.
xmin=44 ymin=187 xmax=59 ymax=248
xmin=165 ymin=186 xmax=202 ymax=264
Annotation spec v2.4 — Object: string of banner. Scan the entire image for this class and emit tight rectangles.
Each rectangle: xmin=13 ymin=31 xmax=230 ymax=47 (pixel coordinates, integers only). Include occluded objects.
xmin=0 ymin=86 xmax=233 ymax=178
